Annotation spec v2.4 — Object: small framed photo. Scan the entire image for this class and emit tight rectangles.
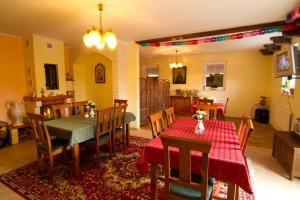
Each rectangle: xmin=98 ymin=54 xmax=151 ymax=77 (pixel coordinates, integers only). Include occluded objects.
xmin=173 ymin=66 xmax=187 ymax=84
xmin=95 ymin=63 xmax=105 ymax=83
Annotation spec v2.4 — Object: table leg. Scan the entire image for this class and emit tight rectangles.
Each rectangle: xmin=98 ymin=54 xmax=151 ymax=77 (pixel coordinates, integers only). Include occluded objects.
xmin=227 ymin=182 xmax=236 ymax=200
xmin=235 ymin=185 xmax=240 ymax=200
xmin=126 ymin=124 xmax=130 ymax=147
xmin=150 ymin=163 xmax=159 ymax=200
xmin=73 ymin=143 xmax=80 ymax=176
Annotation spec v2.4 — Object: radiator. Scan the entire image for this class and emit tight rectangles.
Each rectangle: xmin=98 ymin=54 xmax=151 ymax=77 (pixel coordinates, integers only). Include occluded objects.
xmin=273 ymin=107 xmax=291 ymax=131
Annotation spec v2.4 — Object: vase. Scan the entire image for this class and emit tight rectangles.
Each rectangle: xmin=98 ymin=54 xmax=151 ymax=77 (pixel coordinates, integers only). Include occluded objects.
xmin=195 ymin=120 xmax=205 ymax=134
xmin=89 ymin=108 xmax=95 ymax=118
xmin=6 ymin=100 xmax=24 ymax=126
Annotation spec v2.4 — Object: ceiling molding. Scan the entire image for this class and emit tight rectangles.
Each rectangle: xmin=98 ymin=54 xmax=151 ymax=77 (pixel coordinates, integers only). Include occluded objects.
xmin=136 ymin=21 xmax=286 ymax=44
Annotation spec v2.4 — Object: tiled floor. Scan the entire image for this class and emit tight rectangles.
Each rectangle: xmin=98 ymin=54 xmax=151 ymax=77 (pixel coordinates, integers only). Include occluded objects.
xmin=0 ymin=122 xmax=300 ymax=200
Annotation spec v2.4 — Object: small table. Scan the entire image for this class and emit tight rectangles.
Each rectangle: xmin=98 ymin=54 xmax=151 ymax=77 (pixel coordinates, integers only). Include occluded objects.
xmin=272 ymin=131 xmax=300 ymax=180
xmin=8 ymin=123 xmax=32 ymax=144
xmin=46 ymin=112 xmax=136 ymax=176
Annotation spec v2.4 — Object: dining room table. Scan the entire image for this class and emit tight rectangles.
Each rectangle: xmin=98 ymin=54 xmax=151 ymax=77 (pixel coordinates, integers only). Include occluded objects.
xmin=136 ymin=118 xmax=253 ymax=200
xmin=45 ymin=112 xmax=136 ymax=176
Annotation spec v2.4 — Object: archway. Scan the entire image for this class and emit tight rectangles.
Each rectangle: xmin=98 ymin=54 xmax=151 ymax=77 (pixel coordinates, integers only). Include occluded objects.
xmin=73 ymin=52 xmax=113 ymax=108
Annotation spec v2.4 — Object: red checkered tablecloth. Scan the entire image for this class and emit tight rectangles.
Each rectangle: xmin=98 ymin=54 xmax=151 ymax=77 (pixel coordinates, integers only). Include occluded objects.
xmin=137 ymin=118 xmax=253 ymax=194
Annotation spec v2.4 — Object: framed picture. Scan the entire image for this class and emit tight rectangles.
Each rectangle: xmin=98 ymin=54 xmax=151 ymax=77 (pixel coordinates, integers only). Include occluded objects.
xmin=95 ymin=63 xmax=105 ymax=83
xmin=173 ymin=66 xmax=187 ymax=84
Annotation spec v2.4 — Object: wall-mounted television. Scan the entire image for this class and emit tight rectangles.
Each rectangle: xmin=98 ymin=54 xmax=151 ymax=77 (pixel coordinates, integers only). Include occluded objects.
xmin=274 ymin=45 xmax=300 ymax=77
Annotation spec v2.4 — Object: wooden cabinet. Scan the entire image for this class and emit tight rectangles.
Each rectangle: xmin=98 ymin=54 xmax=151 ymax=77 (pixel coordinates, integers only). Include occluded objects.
xmin=272 ymin=131 xmax=300 ymax=180
xmin=140 ymin=78 xmax=170 ymax=125
xmin=170 ymin=96 xmax=198 ymax=115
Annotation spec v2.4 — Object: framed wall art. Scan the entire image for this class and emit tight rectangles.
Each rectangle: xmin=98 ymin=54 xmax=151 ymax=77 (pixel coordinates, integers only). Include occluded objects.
xmin=173 ymin=66 xmax=187 ymax=84
xmin=95 ymin=63 xmax=105 ymax=83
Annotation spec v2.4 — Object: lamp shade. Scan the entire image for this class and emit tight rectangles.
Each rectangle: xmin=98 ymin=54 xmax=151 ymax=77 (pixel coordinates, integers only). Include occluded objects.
xmin=83 ymin=32 xmax=93 ymax=47
xmin=104 ymin=31 xmax=117 ymax=49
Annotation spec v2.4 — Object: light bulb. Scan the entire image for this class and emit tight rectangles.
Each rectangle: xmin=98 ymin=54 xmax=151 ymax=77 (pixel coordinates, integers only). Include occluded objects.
xmin=83 ymin=32 xmax=93 ymax=47
xmin=96 ymin=35 xmax=105 ymax=50
xmin=104 ymin=31 xmax=117 ymax=49
xmin=89 ymin=29 xmax=101 ymax=45
xmin=177 ymin=62 xmax=183 ymax=68
xmin=169 ymin=63 xmax=176 ymax=68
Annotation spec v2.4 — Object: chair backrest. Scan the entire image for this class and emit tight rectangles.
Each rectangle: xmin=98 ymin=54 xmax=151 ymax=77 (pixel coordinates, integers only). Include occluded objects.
xmin=224 ymin=97 xmax=229 ymax=113
xmin=114 ymin=104 xmax=128 ymax=129
xmin=27 ymin=113 xmax=52 ymax=152
xmin=52 ymin=103 xmax=73 ymax=118
xmin=160 ymin=134 xmax=212 ymax=200
xmin=96 ymin=107 xmax=115 ymax=139
xmin=73 ymin=101 xmax=88 ymax=115
xmin=148 ymin=111 xmax=165 ymax=139
xmin=237 ymin=113 xmax=254 ymax=155
xmin=196 ymin=103 xmax=218 ymax=120
xmin=164 ymin=107 xmax=176 ymax=127
xmin=197 ymin=98 xmax=214 ymax=104
xmin=114 ymin=99 xmax=128 ymax=107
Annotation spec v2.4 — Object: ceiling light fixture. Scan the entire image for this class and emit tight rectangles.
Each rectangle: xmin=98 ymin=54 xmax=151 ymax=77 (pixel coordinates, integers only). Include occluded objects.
xmin=169 ymin=50 xmax=183 ymax=68
xmin=83 ymin=3 xmax=117 ymax=50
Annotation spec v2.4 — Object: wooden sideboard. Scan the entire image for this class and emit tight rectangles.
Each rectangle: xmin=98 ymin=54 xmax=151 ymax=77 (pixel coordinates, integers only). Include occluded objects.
xmin=170 ymin=96 xmax=198 ymax=115
xmin=272 ymin=131 xmax=300 ymax=180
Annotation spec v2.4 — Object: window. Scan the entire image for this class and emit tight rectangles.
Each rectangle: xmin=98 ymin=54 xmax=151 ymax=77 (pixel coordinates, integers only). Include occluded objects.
xmin=143 ymin=65 xmax=159 ymax=78
xmin=204 ymin=62 xmax=225 ymax=90
xmin=281 ymin=76 xmax=296 ymax=95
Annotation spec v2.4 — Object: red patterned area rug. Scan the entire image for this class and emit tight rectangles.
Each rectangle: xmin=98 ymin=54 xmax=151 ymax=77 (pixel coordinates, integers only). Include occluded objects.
xmin=0 ymin=136 xmax=254 ymax=200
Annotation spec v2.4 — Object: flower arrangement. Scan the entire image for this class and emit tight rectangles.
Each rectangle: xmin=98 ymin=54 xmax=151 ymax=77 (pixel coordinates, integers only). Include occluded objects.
xmin=87 ymin=101 xmax=96 ymax=109
xmin=192 ymin=110 xmax=206 ymax=120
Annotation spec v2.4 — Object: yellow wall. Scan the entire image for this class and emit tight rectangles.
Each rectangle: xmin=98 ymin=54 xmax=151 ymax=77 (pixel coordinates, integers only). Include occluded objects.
xmin=73 ymin=53 xmax=113 ymax=108
xmin=0 ymin=34 xmax=26 ymax=121
xmin=31 ymin=34 xmax=66 ymax=96
xmin=141 ymin=50 xmax=273 ymax=117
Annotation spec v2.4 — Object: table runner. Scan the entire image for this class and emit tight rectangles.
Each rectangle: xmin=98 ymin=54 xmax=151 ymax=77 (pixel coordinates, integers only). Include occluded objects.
xmin=137 ymin=118 xmax=253 ymax=194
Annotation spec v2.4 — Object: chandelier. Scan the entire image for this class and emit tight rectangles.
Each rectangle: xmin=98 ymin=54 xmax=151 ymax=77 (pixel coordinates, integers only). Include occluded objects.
xmin=169 ymin=50 xmax=183 ymax=68
xmin=83 ymin=4 xmax=117 ymax=50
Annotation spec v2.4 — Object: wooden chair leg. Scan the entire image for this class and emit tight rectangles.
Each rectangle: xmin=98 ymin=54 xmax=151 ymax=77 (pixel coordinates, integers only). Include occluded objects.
xmin=96 ymin=145 xmax=100 ymax=166
xmin=49 ymin=154 xmax=54 ymax=181
xmin=122 ymin=134 xmax=125 ymax=149
xmin=109 ymin=138 xmax=112 ymax=159
xmin=37 ymin=151 xmax=42 ymax=174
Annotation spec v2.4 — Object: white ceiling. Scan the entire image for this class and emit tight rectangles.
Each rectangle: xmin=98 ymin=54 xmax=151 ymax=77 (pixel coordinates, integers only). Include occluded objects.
xmin=0 ymin=0 xmax=298 ymax=56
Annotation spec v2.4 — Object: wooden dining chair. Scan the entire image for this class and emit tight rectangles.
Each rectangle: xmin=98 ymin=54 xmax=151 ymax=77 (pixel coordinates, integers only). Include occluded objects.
xmin=89 ymin=108 xmax=114 ymax=165
xmin=219 ymin=97 xmax=229 ymax=120
xmin=164 ymin=107 xmax=176 ymax=127
xmin=112 ymin=104 xmax=128 ymax=154
xmin=148 ymin=111 xmax=166 ymax=139
xmin=114 ymin=99 xmax=128 ymax=107
xmin=28 ymin=113 xmax=71 ymax=180
xmin=160 ymin=134 xmax=213 ymax=200
xmin=237 ymin=113 xmax=255 ymax=155
xmin=73 ymin=101 xmax=88 ymax=115
xmin=196 ymin=103 xmax=218 ymax=120
xmin=52 ymin=103 xmax=73 ymax=118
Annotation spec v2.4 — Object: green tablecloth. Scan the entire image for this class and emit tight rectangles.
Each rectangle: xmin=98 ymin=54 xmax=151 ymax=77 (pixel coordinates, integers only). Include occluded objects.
xmin=45 ymin=112 xmax=136 ymax=146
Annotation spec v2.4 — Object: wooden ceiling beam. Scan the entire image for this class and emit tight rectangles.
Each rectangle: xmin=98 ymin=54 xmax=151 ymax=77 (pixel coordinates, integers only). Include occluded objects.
xmin=136 ymin=21 xmax=286 ymax=44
